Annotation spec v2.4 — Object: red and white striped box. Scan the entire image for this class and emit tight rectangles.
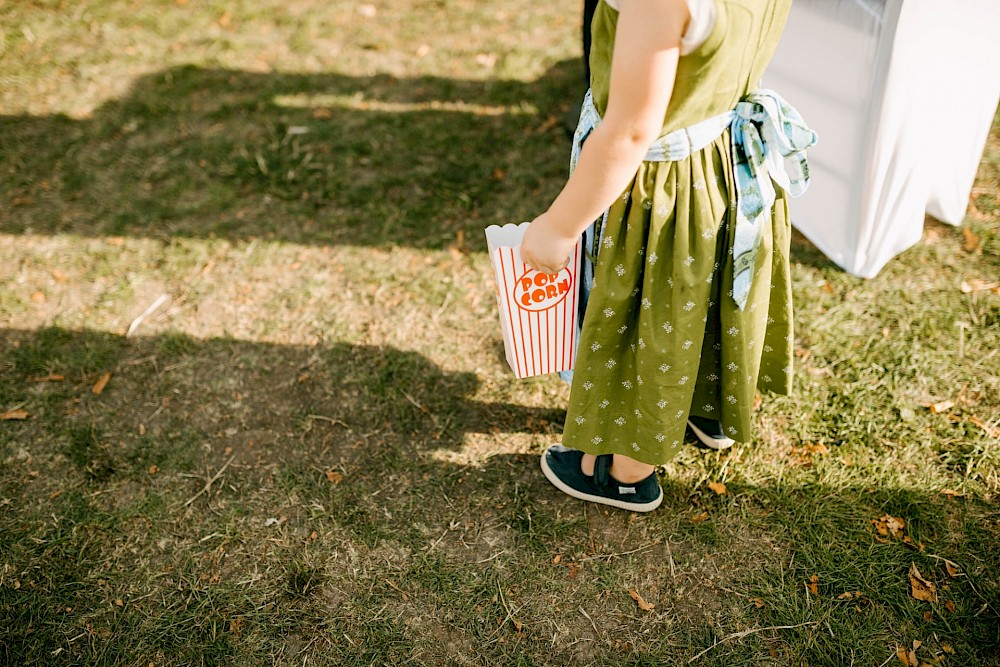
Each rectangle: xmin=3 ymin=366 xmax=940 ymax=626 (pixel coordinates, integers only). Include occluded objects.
xmin=484 ymin=222 xmax=582 ymax=379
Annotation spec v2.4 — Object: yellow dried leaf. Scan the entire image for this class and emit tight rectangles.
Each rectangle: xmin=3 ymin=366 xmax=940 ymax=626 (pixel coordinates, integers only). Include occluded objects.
xmin=92 ymin=371 xmax=112 ymax=395
xmin=690 ymin=511 xmax=709 ymax=524
xmin=31 ymin=373 xmax=65 ymax=382
xmin=707 ymin=481 xmax=727 ymax=495
xmin=962 ymin=227 xmax=981 ymax=252
xmin=881 ymin=515 xmax=906 ymax=538
xmin=928 ymin=400 xmax=954 ymax=414
xmin=753 ymin=597 xmax=765 ymax=608
xmin=940 ymin=642 xmax=954 ymax=654
xmin=628 ymin=588 xmax=655 ymax=612
xmin=944 ymin=600 xmax=956 ymax=613
xmin=148 ymin=465 xmax=159 ymax=475
xmin=806 ymin=574 xmax=819 ymax=596
xmin=944 ymin=561 xmax=959 ymax=578
xmin=552 ymin=554 xmax=562 ymax=565
xmin=908 ymin=564 xmax=938 ymax=603
xmin=837 ymin=592 xmax=854 ymax=600
xmin=0 ymin=409 xmax=30 ymax=421
xmin=324 ymin=470 xmax=343 ymax=484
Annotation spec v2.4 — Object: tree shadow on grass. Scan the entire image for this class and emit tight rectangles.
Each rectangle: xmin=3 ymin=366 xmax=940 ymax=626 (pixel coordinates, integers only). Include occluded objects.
xmin=3 ymin=60 xmax=841 ymax=270
xmin=1 ymin=326 xmax=998 ymax=666
xmin=0 ymin=62 xmax=582 ymax=252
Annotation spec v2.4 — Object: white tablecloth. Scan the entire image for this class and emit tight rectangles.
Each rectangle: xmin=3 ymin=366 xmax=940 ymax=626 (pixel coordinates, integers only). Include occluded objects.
xmin=764 ymin=0 xmax=1000 ymax=277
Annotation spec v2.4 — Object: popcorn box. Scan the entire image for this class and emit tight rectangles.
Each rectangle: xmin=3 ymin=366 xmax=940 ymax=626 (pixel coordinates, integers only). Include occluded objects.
xmin=484 ymin=222 xmax=582 ymax=379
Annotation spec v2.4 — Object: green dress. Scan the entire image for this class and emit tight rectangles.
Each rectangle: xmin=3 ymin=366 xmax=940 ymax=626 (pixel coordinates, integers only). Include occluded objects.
xmin=562 ymin=0 xmax=795 ymax=465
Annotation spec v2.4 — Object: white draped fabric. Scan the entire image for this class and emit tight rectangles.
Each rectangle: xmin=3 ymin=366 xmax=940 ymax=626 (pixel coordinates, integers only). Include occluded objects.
xmin=764 ymin=0 xmax=1000 ymax=277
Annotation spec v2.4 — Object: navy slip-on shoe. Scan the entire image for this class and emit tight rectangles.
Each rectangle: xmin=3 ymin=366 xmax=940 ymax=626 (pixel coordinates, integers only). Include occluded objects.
xmin=540 ymin=445 xmax=663 ymax=512
xmin=687 ymin=416 xmax=735 ymax=450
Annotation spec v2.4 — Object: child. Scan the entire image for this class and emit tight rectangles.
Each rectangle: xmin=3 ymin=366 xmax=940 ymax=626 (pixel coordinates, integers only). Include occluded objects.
xmin=520 ymin=0 xmax=816 ymax=512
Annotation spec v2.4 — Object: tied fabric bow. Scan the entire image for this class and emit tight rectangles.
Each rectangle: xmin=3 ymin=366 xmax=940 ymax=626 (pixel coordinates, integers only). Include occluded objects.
xmin=569 ymin=88 xmax=817 ymax=310
xmin=729 ymin=90 xmax=817 ymax=309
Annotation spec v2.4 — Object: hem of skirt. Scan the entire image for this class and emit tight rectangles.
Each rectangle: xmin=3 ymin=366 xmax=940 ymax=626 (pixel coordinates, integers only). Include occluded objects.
xmin=567 ymin=441 xmax=683 ymax=467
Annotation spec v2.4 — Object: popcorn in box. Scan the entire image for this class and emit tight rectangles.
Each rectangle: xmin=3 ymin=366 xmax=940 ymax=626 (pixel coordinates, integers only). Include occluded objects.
xmin=484 ymin=222 xmax=582 ymax=379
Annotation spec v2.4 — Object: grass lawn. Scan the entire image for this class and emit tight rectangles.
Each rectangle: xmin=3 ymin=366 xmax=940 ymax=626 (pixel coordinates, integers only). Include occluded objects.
xmin=1 ymin=1 xmax=998 ymax=665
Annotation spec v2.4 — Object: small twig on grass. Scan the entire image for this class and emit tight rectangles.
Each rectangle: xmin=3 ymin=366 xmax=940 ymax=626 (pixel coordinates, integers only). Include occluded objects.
xmin=306 ymin=414 xmax=351 ymax=429
xmin=183 ymin=455 xmax=236 ymax=507
xmin=126 ymin=293 xmax=170 ymax=338
xmin=578 ymin=606 xmax=600 ymax=636
xmin=687 ymin=622 xmax=819 ymax=663
xmin=577 ymin=542 xmax=658 ymax=562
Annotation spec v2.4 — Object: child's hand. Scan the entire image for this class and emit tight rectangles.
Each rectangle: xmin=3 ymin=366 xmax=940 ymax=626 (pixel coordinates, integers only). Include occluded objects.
xmin=520 ymin=213 xmax=577 ymax=275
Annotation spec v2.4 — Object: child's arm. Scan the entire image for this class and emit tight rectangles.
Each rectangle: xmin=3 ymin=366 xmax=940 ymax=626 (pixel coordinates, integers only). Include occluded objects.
xmin=520 ymin=0 xmax=689 ymax=274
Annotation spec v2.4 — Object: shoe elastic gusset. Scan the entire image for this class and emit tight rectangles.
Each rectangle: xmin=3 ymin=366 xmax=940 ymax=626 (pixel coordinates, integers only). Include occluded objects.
xmin=540 ymin=445 xmax=663 ymax=512
xmin=687 ymin=416 xmax=735 ymax=450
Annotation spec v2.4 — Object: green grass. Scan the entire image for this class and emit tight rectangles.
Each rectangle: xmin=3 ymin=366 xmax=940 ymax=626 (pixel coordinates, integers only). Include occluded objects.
xmin=1 ymin=0 xmax=998 ymax=665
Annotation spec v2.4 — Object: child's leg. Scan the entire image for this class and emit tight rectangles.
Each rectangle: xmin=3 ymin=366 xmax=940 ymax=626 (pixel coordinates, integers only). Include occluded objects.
xmin=581 ymin=453 xmax=655 ymax=483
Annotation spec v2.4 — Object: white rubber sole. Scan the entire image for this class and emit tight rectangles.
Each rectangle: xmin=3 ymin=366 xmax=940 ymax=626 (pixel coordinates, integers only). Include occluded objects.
xmin=687 ymin=419 xmax=735 ymax=450
xmin=539 ymin=453 xmax=663 ymax=512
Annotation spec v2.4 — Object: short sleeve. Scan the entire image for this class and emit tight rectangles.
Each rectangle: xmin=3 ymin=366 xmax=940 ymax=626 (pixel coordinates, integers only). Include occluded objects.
xmin=602 ymin=0 xmax=717 ymax=56
xmin=680 ymin=0 xmax=717 ymax=55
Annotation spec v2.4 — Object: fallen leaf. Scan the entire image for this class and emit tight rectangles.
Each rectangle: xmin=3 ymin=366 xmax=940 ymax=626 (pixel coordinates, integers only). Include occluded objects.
xmin=902 ymin=536 xmax=924 ymax=551
xmin=566 ymin=562 xmax=579 ymax=579
xmin=928 ymin=400 xmax=955 ymax=414
xmin=324 ymin=469 xmax=343 ymax=484
xmin=138 ymin=423 xmax=146 ymax=436
xmin=628 ymin=588 xmax=655 ymax=612
xmin=707 ymin=481 xmax=727 ymax=495
xmin=940 ymin=642 xmax=954 ymax=654
xmin=308 ymin=530 xmax=318 ymax=541
xmin=92 ymin=371 xmax=112 ymax=395
xmin=940 ymin=488 xmax=964 ymax=498
xmin=31 ymin=291 xmax=46 ymax=304
xmin=962 ymin=227 xmax=981 ymax=252
xmin=690 ymin=511 xmax=709 ymax=524
xmin=0 ymin=409 xmax=30 ymax=420
xmin=148 ymin=465 xmax=159 ymax=475
xmin=944 ymin=600 xmax=955 ymax=613
xmin=837 ymin=592 xmax=854 ymax=600
xmin=944 ymin=561 xmax=959 ymax=578
xmin=806 ymin=574 xmax=819 ymax=596
xmin=753 ymin=597 xmax=764 ymax=608
xmin=923 ymin=611 xmax=933 ymax=622
xmin=908 ymin=563 xmax=938 ymax=603
xmin=49 ymin=489 xmax=64 ymax=500
xmin=31 ymin=374 xmax=65 ymax=382
xmin=551 ymin=554 xmax=562 ymax=565
xmin=114 ymin=599 xmax=124 ymax=607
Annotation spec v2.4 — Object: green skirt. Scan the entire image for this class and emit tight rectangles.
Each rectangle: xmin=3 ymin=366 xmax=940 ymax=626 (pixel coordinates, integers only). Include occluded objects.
xmin=562 ymin=132 xmax=793 ymax=466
